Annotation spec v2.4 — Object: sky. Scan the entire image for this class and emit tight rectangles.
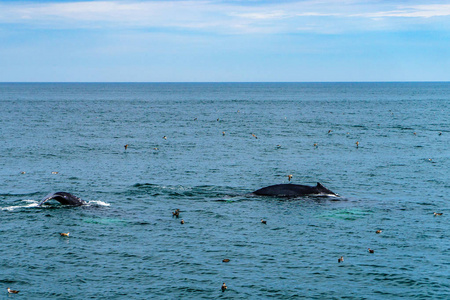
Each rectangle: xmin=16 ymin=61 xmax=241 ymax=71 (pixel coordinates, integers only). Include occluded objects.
xmin=0 ymin=0 xmax=449 ymax=82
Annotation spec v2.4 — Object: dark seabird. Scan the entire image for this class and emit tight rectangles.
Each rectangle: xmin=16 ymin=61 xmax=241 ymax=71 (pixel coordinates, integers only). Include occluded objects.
xmin=221 ymin=283 xmax=227 ymax=292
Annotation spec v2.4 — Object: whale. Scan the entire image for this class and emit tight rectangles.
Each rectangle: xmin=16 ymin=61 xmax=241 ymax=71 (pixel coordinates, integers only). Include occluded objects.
xmin=39 ymin=192 xmax=87 ymax=206
xmin=253 ymin=182 xmax=337 ymax=197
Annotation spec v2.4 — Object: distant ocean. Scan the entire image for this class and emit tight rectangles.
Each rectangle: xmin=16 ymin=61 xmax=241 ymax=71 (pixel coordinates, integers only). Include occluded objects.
xmin=1 ymin=83 xmax=448 ymax=299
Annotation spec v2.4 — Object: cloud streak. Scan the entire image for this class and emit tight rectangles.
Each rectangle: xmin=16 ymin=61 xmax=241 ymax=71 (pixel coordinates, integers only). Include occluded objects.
xmin=0 ymin=1 xmax=449 ymax=34
xmin=354 ymin=4 xmax=450 ymax=18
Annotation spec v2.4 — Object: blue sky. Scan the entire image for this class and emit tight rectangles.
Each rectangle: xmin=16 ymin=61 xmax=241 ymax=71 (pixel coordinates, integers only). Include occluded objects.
xmin=1 ymin=0 xmax=449 ymax=82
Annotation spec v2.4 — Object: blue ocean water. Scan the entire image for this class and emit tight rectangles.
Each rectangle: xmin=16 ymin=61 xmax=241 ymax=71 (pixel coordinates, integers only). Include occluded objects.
xmin=0 ymin=82 xmax=448 ymax=299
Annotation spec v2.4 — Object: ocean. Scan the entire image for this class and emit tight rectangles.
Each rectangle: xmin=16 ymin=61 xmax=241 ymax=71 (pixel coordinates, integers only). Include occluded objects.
xmin=0 ymin=82 xmax=448 ymax=299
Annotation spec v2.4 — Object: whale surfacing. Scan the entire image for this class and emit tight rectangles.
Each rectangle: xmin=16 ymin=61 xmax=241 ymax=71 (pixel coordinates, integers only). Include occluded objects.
xmin=253 ymin=183 xmax=337 ymax=197
xmin=39 ymin=192 xmax=87 ymax=206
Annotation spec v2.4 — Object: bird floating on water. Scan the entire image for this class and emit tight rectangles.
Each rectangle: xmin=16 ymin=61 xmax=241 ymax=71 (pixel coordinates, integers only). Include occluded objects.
xmin=7 ymin=288 xmax=19 ymax=294
xmin=163 ymin=136 xmax=167 ymax=140
xmin=173 ymin=209 xmax=180 ymax=218
xmin=356 ymin=141 xmax=359 ymax=148
xmin=51 ymin=171 xmax=58 ymax=174
xmin=433 ymin=212 xmax=443 ymax=216
xmin=180 ymin=219 xmax=185 ymax=224
xmin=60 ymin=232 xmax=70 ymax=237
xmin=221 ymin=283 xmax=227 ymax=292
xmin=376 ymin=230 xmax=382 ymax=234
xmin=222 ymin=259 xmax=230 ymax=263
xmin=287 ymin=174 xmax=293 ymax=182
xmin=124 ymin=144 xmax=128 ymax=150
xmin=338 ymin=256 xmax=344 ymax=263
xmin=222 ymin=131 xmax=226 ymax=136
xmin=368 ymin=248 xmax=374 ymax=253
xmin=261 ymin=219 xmax=267 ymax=224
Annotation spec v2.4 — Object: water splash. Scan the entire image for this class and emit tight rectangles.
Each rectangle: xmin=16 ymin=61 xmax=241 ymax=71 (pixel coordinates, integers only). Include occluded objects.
xmin=1 ymin=200 xmax=39 ymax=211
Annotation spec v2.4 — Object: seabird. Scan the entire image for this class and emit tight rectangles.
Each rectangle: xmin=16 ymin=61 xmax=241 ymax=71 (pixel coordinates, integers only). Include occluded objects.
xmin=338 ymin=256 xmax=344 ymax=263
xmin=60 ymin=232 xmax=70 ymax=237
xmin=356 ymin=141 xmax=359 ymax=148
xmin=287 ymin=174 xmax=293 ymax=182
xmin=376 ymin=230 xmax=382 ymax=234
xmin=433 ymin=212 xmax=443 ymax=216
xmin=368 ymin=248 xmax=374 ymax=253
xmin=124 ymin=144 xmax=128 ymax=150
xmin=314 ymin=143 xmax=318 ymax=148
xmin=173 ymin=209 xmax=180 ymax=218
xmin=261 ymin=219 xmax=267 ymax=224
xmin=221 ymin=283 xmax=227 ymax=292
xmin=7 ymin=288 xmax=19 ymax=294
xmin=222 ymin=131 xmax=226 ymax=136
xmin=222 ymin=259 xmax=230 ymax=263
xmin=180 ymin=219 xmax=185 ymax=224
xmin=163 ymin=136 xmax=167 ymax=140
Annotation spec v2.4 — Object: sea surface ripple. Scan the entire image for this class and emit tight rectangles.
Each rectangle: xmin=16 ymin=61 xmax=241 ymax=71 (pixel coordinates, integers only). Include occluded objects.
xmin=0 ymin=83 xmax=449 ymax=299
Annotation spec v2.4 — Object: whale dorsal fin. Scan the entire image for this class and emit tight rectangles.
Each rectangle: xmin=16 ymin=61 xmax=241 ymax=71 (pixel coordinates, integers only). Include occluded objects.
xmin=316 ymin=182 xmax=337 ymax=196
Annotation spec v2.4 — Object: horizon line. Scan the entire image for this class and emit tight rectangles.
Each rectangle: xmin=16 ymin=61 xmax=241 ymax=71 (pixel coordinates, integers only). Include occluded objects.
xmin=1 ymin=81 xmax=449 ymax=84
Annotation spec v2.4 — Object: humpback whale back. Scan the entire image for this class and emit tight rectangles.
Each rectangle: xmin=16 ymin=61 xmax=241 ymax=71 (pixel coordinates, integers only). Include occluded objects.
xmin=253 ymin=182 xmax=337 ymax=197
xmin=39 ymin=192 xmax=86 ymax=206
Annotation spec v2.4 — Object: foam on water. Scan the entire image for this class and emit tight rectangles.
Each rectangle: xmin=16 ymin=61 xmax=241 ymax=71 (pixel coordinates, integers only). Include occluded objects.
xmin=86 ymin=200 xmax=111 ymax=207
xmin=1 ymin=200 xmax=39 ymax=211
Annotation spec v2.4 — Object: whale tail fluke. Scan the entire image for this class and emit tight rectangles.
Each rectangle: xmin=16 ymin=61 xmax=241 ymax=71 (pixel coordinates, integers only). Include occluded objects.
xmin=39 ymin=192 xmax=86 ymax=206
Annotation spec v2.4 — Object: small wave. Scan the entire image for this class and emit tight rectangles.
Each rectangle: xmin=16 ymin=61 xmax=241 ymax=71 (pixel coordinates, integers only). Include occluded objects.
xmin=130 ymin=182 xmax=239 ymax=199
xmin=0 ymin=191 xmax=41 ymax=197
